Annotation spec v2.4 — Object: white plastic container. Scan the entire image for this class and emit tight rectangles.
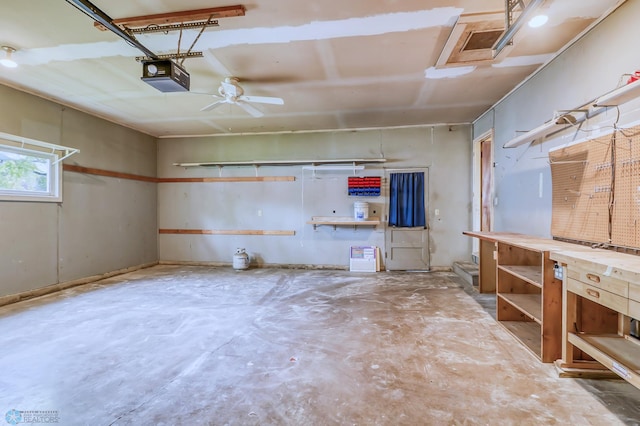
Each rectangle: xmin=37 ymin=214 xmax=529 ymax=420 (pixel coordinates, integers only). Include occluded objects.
xmin=354 ymin=201 xmax=369 ymax=221
xmin=233 ymin=248 xmax=250 ymax=270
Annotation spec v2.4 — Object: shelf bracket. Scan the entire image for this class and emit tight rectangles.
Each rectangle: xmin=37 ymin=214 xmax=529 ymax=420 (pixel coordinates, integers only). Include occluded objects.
xmin=0 ymin=131 xmax=80 ymax=164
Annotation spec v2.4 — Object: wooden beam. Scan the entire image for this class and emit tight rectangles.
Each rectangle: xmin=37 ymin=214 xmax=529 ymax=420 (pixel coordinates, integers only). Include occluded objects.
xmin=159 ymin=229 xmax=295 ymax=236
xmin=111 ymin=5 xmax=245 ymax=28
xmin=158 ymin=176 xmax=295 ymax=183
xmin=64 ymin=164 xmax=156 ymax=183
xmin=0 ymin=262 xmax=157 ymax=308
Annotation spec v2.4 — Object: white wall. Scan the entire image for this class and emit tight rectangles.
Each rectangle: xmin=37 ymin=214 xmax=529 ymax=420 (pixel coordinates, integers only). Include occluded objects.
xmin=473 ymin=0 xmax=640 ymax=237
xmin=0 ymin=85 xmax=158 ymax=297
xmin=158 ymin=125 xmax=472 ymax=269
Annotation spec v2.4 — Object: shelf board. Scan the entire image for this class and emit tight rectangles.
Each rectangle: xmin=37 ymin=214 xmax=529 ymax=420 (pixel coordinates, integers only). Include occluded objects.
xmin=568 ymin=333 xmax=640 ymax=389
xmin=498 ymin=265 xmax=542 ymax=287
xmin=503 ymin=119 xmax=572 ymax=148
xmin=307 ymin=216 xmax=380 ymax=230
xmin=498 ymin=293 xmax=542 ymax=323
xmin=174 ymin=158 xmax=387 ymax=168
xmin=593 ymin=78 xmax=640 ymax=107
xmin=500 ymin=320 xmax=541 ymax=360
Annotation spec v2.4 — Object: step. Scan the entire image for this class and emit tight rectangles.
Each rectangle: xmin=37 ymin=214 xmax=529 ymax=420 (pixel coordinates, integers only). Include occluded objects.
xmin=453 ymin=261 xmax=479 ymax=288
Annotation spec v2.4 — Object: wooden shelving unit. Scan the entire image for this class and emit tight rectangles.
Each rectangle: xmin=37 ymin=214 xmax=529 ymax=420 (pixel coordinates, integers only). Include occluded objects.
xmin=501 ymin=321 xmax=541 ymax=356
xmin=498 ymin=265 xmax=542 ymax=286
xmin=499 ymin=293 xmax=542 ymax=321
xmin=307 ymin=216 xmax=380 ymax=230
xmin=463 ymin=232 xmax=584 ymax=362
xmin=496 ymin=239 xmax=564 ymax=362
xmin=463 ymin=231 xmax=522 ymax=293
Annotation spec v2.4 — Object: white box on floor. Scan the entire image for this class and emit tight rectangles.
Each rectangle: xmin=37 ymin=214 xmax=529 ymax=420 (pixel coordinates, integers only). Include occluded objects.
xmin=350 ymin=246 xmax=378 ymax=272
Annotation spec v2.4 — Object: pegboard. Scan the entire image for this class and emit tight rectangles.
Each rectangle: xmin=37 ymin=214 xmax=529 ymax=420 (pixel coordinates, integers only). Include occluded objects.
xmin=612 ymin=128 xmax=640 ymax=248
xmin=550 ymin=135 xmax=612 ymax=244
xmin=550 ymin=125 xmax=640 ymax=250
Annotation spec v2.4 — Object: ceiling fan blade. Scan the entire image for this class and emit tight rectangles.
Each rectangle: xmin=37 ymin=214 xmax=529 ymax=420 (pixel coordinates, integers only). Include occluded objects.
xmin=236 ymin=101 xmax=264 ymax=117
xmin=200 ymin=100 xmax=226 ymax=112
xmin=239 ymin=95 xmax=284 ymax=105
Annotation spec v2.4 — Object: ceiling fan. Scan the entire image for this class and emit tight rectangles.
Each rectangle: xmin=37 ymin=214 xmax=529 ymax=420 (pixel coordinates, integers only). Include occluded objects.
xmin=200 ymin=77 xmax=284 ymax=117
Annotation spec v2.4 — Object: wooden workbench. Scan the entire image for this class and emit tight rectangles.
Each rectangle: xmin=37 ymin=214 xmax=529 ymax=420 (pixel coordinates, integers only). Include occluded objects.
xmin=551 ymin=248 xmax=640 ymax=387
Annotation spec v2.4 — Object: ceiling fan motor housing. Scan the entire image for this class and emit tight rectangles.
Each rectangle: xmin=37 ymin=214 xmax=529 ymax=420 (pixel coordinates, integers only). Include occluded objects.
xmin=220 ymin=77 xmax=243 ymax=99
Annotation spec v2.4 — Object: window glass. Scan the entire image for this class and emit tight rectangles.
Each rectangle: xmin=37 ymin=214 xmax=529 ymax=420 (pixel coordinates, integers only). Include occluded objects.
xmin=0 ymin=144 xmax=60 ymax=202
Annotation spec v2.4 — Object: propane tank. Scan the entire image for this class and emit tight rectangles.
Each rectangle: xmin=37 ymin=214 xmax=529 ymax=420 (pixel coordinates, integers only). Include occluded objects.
xmin=233 ymin=248 xmax=250 ymax=270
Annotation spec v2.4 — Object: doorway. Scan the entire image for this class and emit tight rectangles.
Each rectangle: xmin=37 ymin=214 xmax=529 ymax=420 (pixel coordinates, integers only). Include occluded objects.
xmin=480 ymin=137 xmax=493 ymax=232
xmin=384 ymin=168 xmax=430 ymax=271
xmin=472 ymin=131 xmax=495 ymax=240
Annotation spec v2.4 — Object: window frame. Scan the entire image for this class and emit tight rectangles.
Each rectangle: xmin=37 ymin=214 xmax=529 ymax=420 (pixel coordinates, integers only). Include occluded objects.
xmin=0 ymin=132 xmax=78 ymax=203
xmin=0 ymin=143 xmax=62 ymax=202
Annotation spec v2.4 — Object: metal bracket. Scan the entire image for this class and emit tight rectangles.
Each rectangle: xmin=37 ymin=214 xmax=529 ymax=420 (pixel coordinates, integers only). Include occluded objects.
xmin=0 ymin=131 xmax=80 ymax=164
xmin=136 ymin=52 xmax=203 ymax=62
xmin=129 ymin=20 xmax=219 ymax=34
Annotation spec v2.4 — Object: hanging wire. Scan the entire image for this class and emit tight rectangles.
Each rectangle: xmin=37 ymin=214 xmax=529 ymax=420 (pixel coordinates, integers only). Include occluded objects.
xmin=607 ymin=131 xmax=616 ymax=243
xmin=177 ymin=24 xmax=183 ymax=57
xmin=180 ymin=14 xmax=214 ymax=66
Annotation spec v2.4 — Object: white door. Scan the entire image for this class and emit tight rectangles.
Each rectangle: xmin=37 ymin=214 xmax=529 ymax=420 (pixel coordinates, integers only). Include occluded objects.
xmin=384 ymin=168 xmax=430 ymax=271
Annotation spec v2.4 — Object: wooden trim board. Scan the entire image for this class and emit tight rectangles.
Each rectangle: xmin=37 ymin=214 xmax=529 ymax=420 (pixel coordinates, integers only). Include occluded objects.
xmin=64 ymin=164 xmax=156 ymax=182
xmin=0 ymin=262 xmax=158 ymax=307
xmin=104 ymin=5 xmax=245 ymax=29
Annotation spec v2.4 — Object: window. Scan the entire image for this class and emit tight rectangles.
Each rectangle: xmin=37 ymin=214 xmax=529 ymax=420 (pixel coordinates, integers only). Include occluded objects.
xmin=0 ymin=132 xmax=78 ymax=202
xmin=0 ymin=143 xmax=61 ymax=202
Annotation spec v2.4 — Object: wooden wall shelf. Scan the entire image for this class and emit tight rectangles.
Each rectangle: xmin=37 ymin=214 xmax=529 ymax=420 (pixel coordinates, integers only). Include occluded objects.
xmin=307 ymin=216 xmax=380 ymax=230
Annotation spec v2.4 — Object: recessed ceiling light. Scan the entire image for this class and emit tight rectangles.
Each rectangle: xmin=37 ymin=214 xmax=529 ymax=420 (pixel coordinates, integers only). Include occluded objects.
xmin=0 ymin=46 xmax=17 ymax=68
xmin=528 ymin=14 xmax=549 ymax=28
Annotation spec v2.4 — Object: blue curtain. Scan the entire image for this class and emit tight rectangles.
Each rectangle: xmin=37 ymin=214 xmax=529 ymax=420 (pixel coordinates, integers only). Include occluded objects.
xmin=389 ymin=172 xmax=426 ymax=227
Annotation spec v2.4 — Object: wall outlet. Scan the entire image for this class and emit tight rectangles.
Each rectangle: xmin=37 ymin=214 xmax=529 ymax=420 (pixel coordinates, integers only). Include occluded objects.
xmin=553 ymin=263 xmax=563 ymax=280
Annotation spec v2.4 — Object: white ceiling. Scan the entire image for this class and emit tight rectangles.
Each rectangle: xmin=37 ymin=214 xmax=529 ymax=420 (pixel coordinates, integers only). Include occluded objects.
xmin=0 ymin=0 xmax=625 ymax=137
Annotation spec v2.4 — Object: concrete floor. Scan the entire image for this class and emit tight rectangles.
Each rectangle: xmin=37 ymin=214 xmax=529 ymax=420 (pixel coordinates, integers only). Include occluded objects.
xmin=1 ymin=265 xmax=639 ymax=425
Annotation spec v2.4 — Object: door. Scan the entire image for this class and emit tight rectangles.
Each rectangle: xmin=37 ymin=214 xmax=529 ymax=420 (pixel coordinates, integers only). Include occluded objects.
xmin=480 ymin=138 xmax=493 ymax=231
xmin=384 ymin=168 xmax=430 ymax=271
xmin=474 ymin=133 xmax=496 ymax=292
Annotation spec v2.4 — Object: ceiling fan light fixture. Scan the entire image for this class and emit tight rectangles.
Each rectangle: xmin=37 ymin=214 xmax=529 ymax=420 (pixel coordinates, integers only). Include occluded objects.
xmin=528 ymin=14 xmax=549 ymax=28
xmin=0 ymin=46 xmax=18 ymax=68
xmin=201 ymin=77 xmax=284 ymax=117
